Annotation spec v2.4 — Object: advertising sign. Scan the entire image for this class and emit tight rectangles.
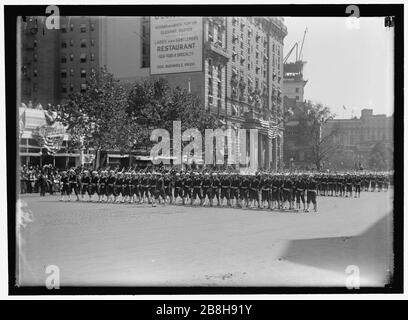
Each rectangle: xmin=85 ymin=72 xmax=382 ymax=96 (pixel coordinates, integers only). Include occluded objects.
xmin=150 ymin=17 xmax=203 ymax=75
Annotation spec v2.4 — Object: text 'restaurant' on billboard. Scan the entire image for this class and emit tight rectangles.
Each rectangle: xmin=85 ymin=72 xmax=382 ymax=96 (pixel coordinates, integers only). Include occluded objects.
xmin=150 ymin=17 xmax=203 ymax=75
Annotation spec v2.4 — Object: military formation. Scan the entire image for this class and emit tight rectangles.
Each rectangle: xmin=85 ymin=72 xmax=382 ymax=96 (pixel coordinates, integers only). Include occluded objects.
xmin=52 ymin=168 xmax=392 ymax=213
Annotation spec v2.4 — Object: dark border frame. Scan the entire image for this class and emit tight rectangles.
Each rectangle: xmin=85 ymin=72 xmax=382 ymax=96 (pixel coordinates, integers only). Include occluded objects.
xmin=5 ymin=4 xmax=404 ymax=295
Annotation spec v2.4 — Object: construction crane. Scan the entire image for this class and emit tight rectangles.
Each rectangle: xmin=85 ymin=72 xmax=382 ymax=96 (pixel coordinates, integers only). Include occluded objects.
xmin=283 ymin=27 xmax=308 ymax=63
xmin=298 ymin=27 xmax=308 ymax=61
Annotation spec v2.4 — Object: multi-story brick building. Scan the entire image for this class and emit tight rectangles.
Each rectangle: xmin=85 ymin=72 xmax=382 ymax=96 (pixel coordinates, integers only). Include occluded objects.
xmin=322 ymin=109 xmax=393 ymax=170
xmin=100 ymin=16 xmax=287 ymax=170
xmin=19 ymin=16 xmax=101 ymax=167
xmin=20 ymin=16 xmax=100 ymax=106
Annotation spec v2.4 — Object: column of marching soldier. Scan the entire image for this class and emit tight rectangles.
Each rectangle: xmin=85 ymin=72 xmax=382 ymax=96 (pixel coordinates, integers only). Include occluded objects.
xmin=56 ymin=168 xmax=392 ymax=213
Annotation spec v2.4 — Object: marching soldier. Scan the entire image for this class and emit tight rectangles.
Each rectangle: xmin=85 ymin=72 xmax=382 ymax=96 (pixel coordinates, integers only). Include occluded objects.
xmin=68 ymin=169 xmax=80 ymax=201
xmin=294 ymin=174 xmax=307 ymax=212
xmin=59 ymin=170 xmax=69 ymax=201
xmin=220 ymin=172 xmax=231 ymax=207
xmin=98 ymin=170 xmax=107 ymax=202
xmin=230 ymin=172 xmax=240 ymax=208
xmin=202 ymin=172 xmax=213 ymax=206
xmin=191 ymin=172 xmax=203 ymax=206
xmin=306 ymin=175 xmax=318 ymax=213
xmin=211 ymin=172 xmax=221 ymax=207
xmin=173 ymin=172 xmax=184 ymax=204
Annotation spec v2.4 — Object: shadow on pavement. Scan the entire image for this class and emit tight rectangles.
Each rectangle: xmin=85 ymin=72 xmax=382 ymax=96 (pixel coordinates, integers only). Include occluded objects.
xmin=280 ymin=212 xmax=393 ymax=286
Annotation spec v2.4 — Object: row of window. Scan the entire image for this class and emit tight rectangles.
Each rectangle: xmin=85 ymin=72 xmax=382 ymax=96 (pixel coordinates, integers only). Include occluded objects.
xmin=61 ymin=22 xmax=95 ymax=33
xmin=61 ymin=68 xmax=95 ymax=78
xmin=61 ymin=38 xmax=96 ymax=48
xmin=61 ymin=83 xmax=87 ymax=93
xmin=61 ymin=53 xmax=95 ymax=63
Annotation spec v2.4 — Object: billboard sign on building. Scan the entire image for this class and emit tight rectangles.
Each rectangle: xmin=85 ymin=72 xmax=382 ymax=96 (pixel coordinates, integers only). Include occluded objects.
xmin=150 ymin=17 xmax=203 ymax=75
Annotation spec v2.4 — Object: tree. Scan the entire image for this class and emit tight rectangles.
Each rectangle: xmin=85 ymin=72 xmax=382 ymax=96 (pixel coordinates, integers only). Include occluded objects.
xmin=296 ymin=100 xmax=340 ymax=170
xmin=368 ymin=142 xmax=393 ymax=170
xmin=127 ymin=78 xmax=218 ymax=150
xmin=57 ymin=67 xmax=141 ymax=167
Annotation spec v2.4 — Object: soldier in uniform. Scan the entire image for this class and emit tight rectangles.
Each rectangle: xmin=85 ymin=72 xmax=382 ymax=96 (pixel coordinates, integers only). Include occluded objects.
xmin=270 ymin=174 xmax=279 ymax=210
xmin=282 ymin=175 xmax=294 ymax=210
xmin=121 ymin=172 xmax=132 ymax=203
xmin=191 ymin=172 xmax=203 ymax=206
xmin=89 ymin=170 xmax=99 ymax=202
xmin=220 ymin=172 xmax=231 ymax=207
xmin=154 ymin=172 xmax=166 ymax=206
xmin=240 ymin=173 xmax=250 ymax=208
xmin=306 ymin=175 xmax=318 ymax=213
xmin=68 ymin=169 xmax=80 ymax=201
xmin=164 ymin=172 xmax=173 ymax=204
xmin=354 ymin=173 xmax=361 ymax=198
xmin=59 ymin=170 xmax=69 ymax=201
xmin=183 ymin=172 xmax=193 ymax=205
xmin=98 ymin=170 xmax=107 ymax=202
xmin=294 ymin=174 xmax=307 ymax=212
xmin=173 ymin=172 xmax=184 ymax=204
xmin=131 ymin=171 xmax=140 ymax=204
xmin=260 ymin=173 xmax=270 ymax=209
xmin=345 ymin=174 xmax=353 ymax=198
xmin=113 ymin=172 xmax=123 ymax=203
xmin=106 ymin=170 xmax=116 ymax=203
xmin=230 ymin=172 xmax=240 ymax=207
xmin=249 ymin=174 xmax=260 ymax=209
xmin=211 ymin=172 xmax=221 ymax=206
xmin=140 ymin=172 xmax=149 ymax=204
xmin=202 ymin=172 xmax=213 ymax=206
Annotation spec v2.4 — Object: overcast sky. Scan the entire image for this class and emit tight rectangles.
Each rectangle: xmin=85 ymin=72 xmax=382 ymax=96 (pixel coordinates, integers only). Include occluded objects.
xmin=283 ymin=17 xmax=394 ymax=118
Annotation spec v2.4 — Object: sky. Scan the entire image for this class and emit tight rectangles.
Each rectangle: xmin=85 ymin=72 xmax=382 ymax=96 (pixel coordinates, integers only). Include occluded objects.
xmin=283 ymin=17 xmax=394 ymax=119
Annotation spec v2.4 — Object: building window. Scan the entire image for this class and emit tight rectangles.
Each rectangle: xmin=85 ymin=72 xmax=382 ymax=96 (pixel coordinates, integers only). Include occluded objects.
xmin=217 ymin=82 xmax=222 ymax=98
xmin=70 ymin=68 xmax=74 ymax=76
xmin=61 ymin=69 xmax=67 ymax=78
xmin=61 ymin=84 xmax=67 ymax=93
xmin=69 ymin=54 xmax=74 ymax=62
xmin=81 ymin=69 xmax=86 ymax=78
xmin=70 ymin=83 xmax=74 ymax=92
xmin=61 ymin=40 xmax=67 ymax=48
xmin=70 ymin=39 xmax=74 ymax=46
xmin=295 ymin=87 xmax=299 ymax=93
xmin=208 ymin=59 xmax=213 ymax=76
xmin=217 ymin=65 xmax=222 ymax=80
xmin=80 ymin=39 xmax=87 ymax=48
xmin=80 ymin=54 xmax=87 ymax=63
xmin=61 ymin=24 xmax=67 ymax=33
xmin=33 ymin=40 xmax=38 ymax=48
xmin=61 ymin=55 xmax=67 ymax=63
xmin=208 ymin=79 xmax=213 ymax=97
xmin=80 ymin=24 xmax=86 ymax=33
xmin=80 ymin=83 xmax=87 ymax=92
xmin=33 ymin=69 xmax=38 ymax=77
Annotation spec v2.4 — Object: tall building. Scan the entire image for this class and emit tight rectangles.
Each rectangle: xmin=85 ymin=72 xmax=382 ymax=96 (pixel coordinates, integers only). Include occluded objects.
xmin=100 ymin=16 xmax=288 ymax=170
xmin=19 ymin=16 xmax=101 ymax=167
xmin=282 ymin=60 xmax=312 ymax=168
xmin=323 ymin=109 xmax=393 ymax=169
xmin=20 ymin=16 xmax=101 ymax=106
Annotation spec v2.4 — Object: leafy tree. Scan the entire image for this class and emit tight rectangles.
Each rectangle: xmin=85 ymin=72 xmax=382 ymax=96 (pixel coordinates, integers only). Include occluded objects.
xmin=57 ymin=67 xmax=141 ymax=166
xmin=127 ymin=78 xmax=218 ymax=150
xmin=368 ymin=142 xmax=393 ymax=170
xmin=295 ymin=100 xmax=340 ymax=170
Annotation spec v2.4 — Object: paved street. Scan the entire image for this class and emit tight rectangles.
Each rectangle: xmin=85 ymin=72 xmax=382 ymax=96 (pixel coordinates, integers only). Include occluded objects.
xmin=17 ymin=190 xmax=393 ymax=287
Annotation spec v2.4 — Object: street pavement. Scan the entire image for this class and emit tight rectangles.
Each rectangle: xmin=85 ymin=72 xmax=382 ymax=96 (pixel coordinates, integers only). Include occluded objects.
xmin=16 ymin=189 xmax=394 ymax=287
